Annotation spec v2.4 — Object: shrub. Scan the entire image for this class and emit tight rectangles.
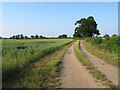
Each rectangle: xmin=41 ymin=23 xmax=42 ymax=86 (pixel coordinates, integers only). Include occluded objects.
xmin=85 ymin=37 xmax=102 ymax=44
xmin=84 ymin=35 xmax=119 ymax=53
xmin=105 ymin=36 xmax=118 ymax=53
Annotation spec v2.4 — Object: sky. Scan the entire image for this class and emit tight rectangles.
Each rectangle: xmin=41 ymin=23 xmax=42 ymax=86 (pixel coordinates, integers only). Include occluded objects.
xmin=2 ymin=2 xmax=118 ymax=37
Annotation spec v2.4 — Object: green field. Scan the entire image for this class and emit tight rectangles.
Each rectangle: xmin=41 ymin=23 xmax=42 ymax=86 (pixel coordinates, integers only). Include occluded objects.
xmin=2 ymin=39 xmax=73 ymax=88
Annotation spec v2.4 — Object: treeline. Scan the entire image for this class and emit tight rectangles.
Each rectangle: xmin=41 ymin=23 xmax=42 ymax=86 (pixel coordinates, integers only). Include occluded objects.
xmin=0 ymin=34 xmax=68 ymax=39
xmin=84 ymin=34 xmax=119 ymax=53
xmin=9 ymin=34 xmax=46 ymax=39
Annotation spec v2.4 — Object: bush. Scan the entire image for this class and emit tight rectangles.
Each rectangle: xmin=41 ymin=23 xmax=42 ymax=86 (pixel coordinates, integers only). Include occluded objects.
xmin=84 ymin=35 xmax=119 ymax=53
xmin=105 ymin=36 xmax=118 ymax=53
xmin=85 ymin=37 xmax=102 ymax=44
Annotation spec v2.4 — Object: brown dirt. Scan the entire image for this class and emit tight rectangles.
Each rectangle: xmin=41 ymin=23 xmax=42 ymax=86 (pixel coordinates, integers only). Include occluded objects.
xmin=79 ymin=40 xmax=118 ymax=86
xmin=60 ymin=41 xmax=107 ymax=88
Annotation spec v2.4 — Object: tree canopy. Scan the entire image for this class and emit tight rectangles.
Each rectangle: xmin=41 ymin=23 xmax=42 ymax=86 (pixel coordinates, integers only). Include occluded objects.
xmin=58 ymin=34 xmax=67 ymax=38
xmin=73 ymin=16 xmax=100 ymax=37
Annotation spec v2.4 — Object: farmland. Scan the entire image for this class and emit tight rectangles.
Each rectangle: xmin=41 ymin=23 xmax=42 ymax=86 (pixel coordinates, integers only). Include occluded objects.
xmin=2 ymin=36 xmax=119 ymax=88
xmin=2 ymin=39 xmax=73 ymax=88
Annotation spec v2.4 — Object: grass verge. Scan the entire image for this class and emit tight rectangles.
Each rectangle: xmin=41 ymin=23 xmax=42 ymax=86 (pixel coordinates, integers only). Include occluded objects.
xmin=3 ymin=41 xmax=74 ymax=88
xmin=73 ymin=40 xmax=117 ymax=88
xmin=82 ymin=40 xmax=118 ymax=67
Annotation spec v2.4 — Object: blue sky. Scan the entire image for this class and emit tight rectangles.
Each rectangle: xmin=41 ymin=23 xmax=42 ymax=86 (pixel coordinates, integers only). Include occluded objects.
xmin=2 ymin=2 xmax=118 ymax=37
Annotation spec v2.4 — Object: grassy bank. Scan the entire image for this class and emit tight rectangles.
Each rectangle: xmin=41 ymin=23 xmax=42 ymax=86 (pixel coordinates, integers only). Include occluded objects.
xmin=3 ymin=39 xmax=74 ymax=88
xmin=82 ymin=40 xmax=118 ymax=67
xmin=73 ymin=40 xmax=117 ymax=88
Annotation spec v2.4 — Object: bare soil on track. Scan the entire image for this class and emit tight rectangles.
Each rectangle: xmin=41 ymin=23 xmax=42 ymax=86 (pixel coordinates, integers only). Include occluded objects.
xmin=60 ymin=41 xmax=107 ymax=88
xmin=79 ymin=41 xmax=118 ymax=86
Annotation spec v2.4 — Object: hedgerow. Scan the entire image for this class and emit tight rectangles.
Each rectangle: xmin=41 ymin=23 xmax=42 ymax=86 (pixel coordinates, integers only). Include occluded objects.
xmin=84 ymin=35 xmax=119 ymax=53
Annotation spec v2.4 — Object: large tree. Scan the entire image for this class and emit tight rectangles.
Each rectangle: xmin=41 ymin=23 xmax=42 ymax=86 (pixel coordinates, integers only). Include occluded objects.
xmin=73 ymin=16 xmax=100 ymax=37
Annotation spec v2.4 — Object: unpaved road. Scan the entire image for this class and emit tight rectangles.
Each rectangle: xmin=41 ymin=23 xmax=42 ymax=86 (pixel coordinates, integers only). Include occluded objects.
xmin=60 ymin=41 xmax=106 ymax=88
xmin=79 ymin=41 xmax=118 ymax=86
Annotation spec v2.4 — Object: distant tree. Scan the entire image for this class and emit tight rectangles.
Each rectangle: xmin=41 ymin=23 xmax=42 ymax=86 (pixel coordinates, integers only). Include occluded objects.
xmin=0 ymin=37 xmax=2 ymax=39
xmin=40 ymin=35 xmax=43 ymax=39
xmin=62 ymin=34 xmax=67 ymax=38
xmin=13 ymin=36 xmax=16 ymax=39
xmin=58 ymin=34 xmax=67 ymax=38
xmin=31 ymin=35 xmax=34 ymax=39
xmin=58 ymin=35 xmax=62 ymax=38
xmin=18 ymin=34 xmax=20 ymax=39
xmin=15 ymin=35 xmax=19 ymax=39
xmin=10 ymin=35 xmax=20 ymax=39
xmin=20 ymin=34 xmax=24 ymax=39
xmin=25 ymin=36 xmax=28 ymax=39
xmin=74 ymin=16 xmax=100 ymax=37
xmin=35 ymin=34 xmax=39 ymax=39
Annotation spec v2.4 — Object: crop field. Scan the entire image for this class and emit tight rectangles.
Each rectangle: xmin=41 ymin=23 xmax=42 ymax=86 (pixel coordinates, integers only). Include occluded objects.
xmin=2 ymin=39 xmax=73 ymax=88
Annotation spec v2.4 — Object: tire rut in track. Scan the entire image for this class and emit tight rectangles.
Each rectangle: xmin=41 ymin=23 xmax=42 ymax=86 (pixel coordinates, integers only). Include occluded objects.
xmin=60 ymin=41 xmax=106 ymax=88
xmin=79 ymin=40 xmax=118 ymax=86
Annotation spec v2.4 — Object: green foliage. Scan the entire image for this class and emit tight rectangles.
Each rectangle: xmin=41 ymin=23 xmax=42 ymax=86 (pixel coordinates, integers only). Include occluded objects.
xmin=82 ymin=40 xmax=118 ymax=67
xmin=105 ymin=36 xmax=118 ymax=53
xmin=73 ymin=31 xmax=82 ymax=37
xmin=102 ymin=34 xmax=110 ymax=43
xmin=85 ymin=37 xmax=102 ymax=44
xmin=103 ymin=34 xmax=110 ymax=38
xmin=58 ymin=34 xmax=67 ymax=38
xmin=73 ymin=16 xmax=100 ymax=37
xmin=84 ymin=35 xmax=119 ymax=53
xmin=111 ymin=34 xmax=117 ymax=37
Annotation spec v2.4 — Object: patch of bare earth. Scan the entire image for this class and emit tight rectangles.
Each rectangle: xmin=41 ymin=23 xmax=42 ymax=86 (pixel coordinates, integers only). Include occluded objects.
xmin=80 ymin=40 xmax=118 ymax=86
xmin=60 ymin=42 xmax=106 ymax=88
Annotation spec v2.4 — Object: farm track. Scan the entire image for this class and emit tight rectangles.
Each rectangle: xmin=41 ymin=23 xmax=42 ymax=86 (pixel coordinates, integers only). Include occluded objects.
xmin=79 ymin=40 xmax=118 ymax=86
xmin=60 ymin=41 xmax=106 ymax=88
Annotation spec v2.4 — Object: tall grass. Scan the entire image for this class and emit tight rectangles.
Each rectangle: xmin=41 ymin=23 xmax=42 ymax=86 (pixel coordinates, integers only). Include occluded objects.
xmin=2 ymin=39 xmax=73 ymax=88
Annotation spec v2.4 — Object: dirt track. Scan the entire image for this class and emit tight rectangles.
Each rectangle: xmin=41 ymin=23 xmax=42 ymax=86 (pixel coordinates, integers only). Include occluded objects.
xmin=79 ymin=40 xmax=118 ymax=86
xmin=60 ymin=41 xmax=106 ymax=88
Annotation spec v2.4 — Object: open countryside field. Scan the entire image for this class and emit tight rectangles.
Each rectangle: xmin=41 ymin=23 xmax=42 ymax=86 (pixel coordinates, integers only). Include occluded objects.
xmin=2 ymin=39 xmax=73 ymax=88
xmin=2 ymin=37 xmax=119 ymax=88
xmin=2 ymin=2 xmax=119 ymax=89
